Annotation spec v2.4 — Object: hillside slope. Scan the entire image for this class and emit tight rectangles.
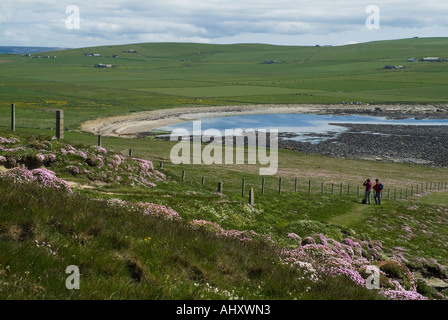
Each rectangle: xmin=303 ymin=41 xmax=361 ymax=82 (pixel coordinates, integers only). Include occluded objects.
xmin=1 ymin=131 xmax=448 ymax=300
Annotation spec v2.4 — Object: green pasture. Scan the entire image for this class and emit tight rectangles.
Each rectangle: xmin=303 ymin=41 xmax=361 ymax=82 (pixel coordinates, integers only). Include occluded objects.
xmin=1 ymin=37 xmax=448 ymax=132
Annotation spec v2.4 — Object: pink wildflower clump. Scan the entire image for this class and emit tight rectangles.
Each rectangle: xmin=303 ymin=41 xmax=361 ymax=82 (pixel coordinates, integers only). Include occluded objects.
xmin=1 ymin=167 xmax=72 ymax=192
xmin=35 ymin=154 xmax=46 ymax=162
xmin=135 ymin=158 xmax=154 ymax=173
xmin=380 ymin=290 xmax=428 ymax=300
xmin=131 ymin=158 xmax=166 ymax=184
xmin=75 ymin=150 xmax=88 ymax=160
xmin=109 ymin=154 xmax=123 ymax=169
xmin=0 ymin=156 xmax=6 ymax=164
xmin=65 ymin=144 xmax=76 ymax=152
xmin=105 ymin=198 xmax=132 ymax=210
xmin=325 ymin=266 xmax=366 ymax=286
xmin=189 ymin=219 xmax=274 ymax=244
xmin=138 ymin=202 xmax=180 ymax=220
xmin=190 ymin=219 xmax=224 ymax=234
xmin=91 ymin=145 xmax=107 ymax=154
xmin=280 ymin=234 xmax=430 ymax=300
xmin=65 ymin=165 xmax=80 ymax=176
xmin=0 ymin=145 xmax=26 ymax=152
xmin=287 ymin=232 xmax=301 ymax=241
xmin=0 ymin=137 xmax=20 ymax=144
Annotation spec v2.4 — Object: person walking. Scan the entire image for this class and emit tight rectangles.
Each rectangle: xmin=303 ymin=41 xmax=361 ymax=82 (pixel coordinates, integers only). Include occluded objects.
xmin=363 ymin=178 xmax=372 ymax=204
xmin=373 ymin=179 xmax=383 ymax=205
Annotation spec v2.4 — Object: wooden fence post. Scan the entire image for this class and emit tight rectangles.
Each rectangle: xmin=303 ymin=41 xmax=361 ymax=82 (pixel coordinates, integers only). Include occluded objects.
xmin=249 ymin=188 xmax=255 ymax=206
xmin=295 ymin=178 xmax=298 ymax=192
xmin=182 ymin=170 xmax=185 ymax=180
xmin=97 ymin=135 xmax=102 ymax=147
xmin=261 ymin=177 xmax=265 ymax=195
xmin=308 ymin=180 xmax=311 ymax=194
xmin=218 ymin=182 xmax=223 ymax=193
xmin=11 ymin=103 xmax=15 ymax=132
xmin=242 ymin=179 xmax=245 ymax=197
xmin=56 ymin=110 xmax=63 ymax=139
xmin=202 ymin=176 xmax=205 ymax=186
xmin=278 ymin=177 xmax=282 ymax=194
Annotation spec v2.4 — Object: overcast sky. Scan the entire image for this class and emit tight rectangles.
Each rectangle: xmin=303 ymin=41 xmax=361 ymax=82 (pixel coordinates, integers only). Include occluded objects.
xmin=1 ymin=0 xmax=447 ymax=48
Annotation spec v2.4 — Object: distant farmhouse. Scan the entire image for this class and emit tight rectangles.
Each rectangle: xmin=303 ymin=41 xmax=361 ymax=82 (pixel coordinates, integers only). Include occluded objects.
xmin=85 ymin=53 xmax=101 ymax=57
xmin=128 ymin=50 xmax=137 ymax=53
xmin=262 ymin=60 xmax=277 ymax=64
xmin=94 ymin=63 xmax=113 ymax=68
xmin=385 ymin=65 xmax=404 ymax=70
xmin=420 ymin=57 xmax=442 ymax=62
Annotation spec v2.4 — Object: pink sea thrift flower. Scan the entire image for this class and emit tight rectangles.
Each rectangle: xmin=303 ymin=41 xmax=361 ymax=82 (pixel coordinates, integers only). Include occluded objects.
xmin=138 ymin=202 xmax=180 ymax=220
xmin=288 ymin=233 xmax=301 ymax=241
xmin=1 ymin=167 xmax=72 ymax=192
xmin=91 ymin=145 xmax=107 ymax=154
xmin=65 ymin=165 xmax=80 ymax=176
xmin=380 ymin=290 xmax=428 ymax=300
xmin=35 ymin=154 xmax=45 ymax=162
xmin=75 ymin=150 xmax=88 ymax=159
xmin=0 ymin=137 xmax=20 ymax=144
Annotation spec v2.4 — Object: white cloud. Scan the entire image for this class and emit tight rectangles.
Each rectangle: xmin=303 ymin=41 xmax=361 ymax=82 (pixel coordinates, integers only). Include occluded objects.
xmin=1 ymin=0 xmax=447 ymax=47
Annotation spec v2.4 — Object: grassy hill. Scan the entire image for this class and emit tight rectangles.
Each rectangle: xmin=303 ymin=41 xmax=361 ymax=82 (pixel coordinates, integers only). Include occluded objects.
xmin=1 ymin=37 xmax=448 ymax=132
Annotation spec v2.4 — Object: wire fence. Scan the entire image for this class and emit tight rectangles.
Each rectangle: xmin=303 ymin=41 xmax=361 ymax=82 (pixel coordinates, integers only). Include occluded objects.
xmin=165 ymin=164 xmax=447 ymax=205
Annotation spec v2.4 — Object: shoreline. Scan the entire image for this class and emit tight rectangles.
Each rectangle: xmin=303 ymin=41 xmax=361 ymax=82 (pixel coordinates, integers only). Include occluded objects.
xmin=80 ymin=103 xmax=448 ymax=138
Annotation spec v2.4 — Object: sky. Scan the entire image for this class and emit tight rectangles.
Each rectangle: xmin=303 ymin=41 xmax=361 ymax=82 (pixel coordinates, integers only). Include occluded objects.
xmin=1 ymin=0 xmax=448 ymax=48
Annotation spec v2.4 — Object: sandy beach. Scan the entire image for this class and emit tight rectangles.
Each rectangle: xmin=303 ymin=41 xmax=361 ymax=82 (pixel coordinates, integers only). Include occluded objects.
xmin=80 ymin=103 xmax=448 ymax=138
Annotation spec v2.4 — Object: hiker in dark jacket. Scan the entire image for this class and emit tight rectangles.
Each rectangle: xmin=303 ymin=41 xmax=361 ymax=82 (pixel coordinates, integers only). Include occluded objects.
xmin=363 ymin=179 xmax=372 ymax=204
xmin=373 ymin=179 xmax=382 ymax=205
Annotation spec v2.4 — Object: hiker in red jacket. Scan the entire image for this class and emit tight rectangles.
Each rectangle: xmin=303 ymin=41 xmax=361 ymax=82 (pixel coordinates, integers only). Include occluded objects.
xmin=363 ymin=179 xmax=372 ymax=204
xmin=373 ymin=179 xmax=383 ymax=205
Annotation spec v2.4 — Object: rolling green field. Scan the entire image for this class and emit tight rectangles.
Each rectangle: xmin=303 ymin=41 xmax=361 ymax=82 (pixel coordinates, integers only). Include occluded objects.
xmin=1 ymin=37 xmax=448 ymax=132
xmin=1 ymin=38 xmax=448 ymax=301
